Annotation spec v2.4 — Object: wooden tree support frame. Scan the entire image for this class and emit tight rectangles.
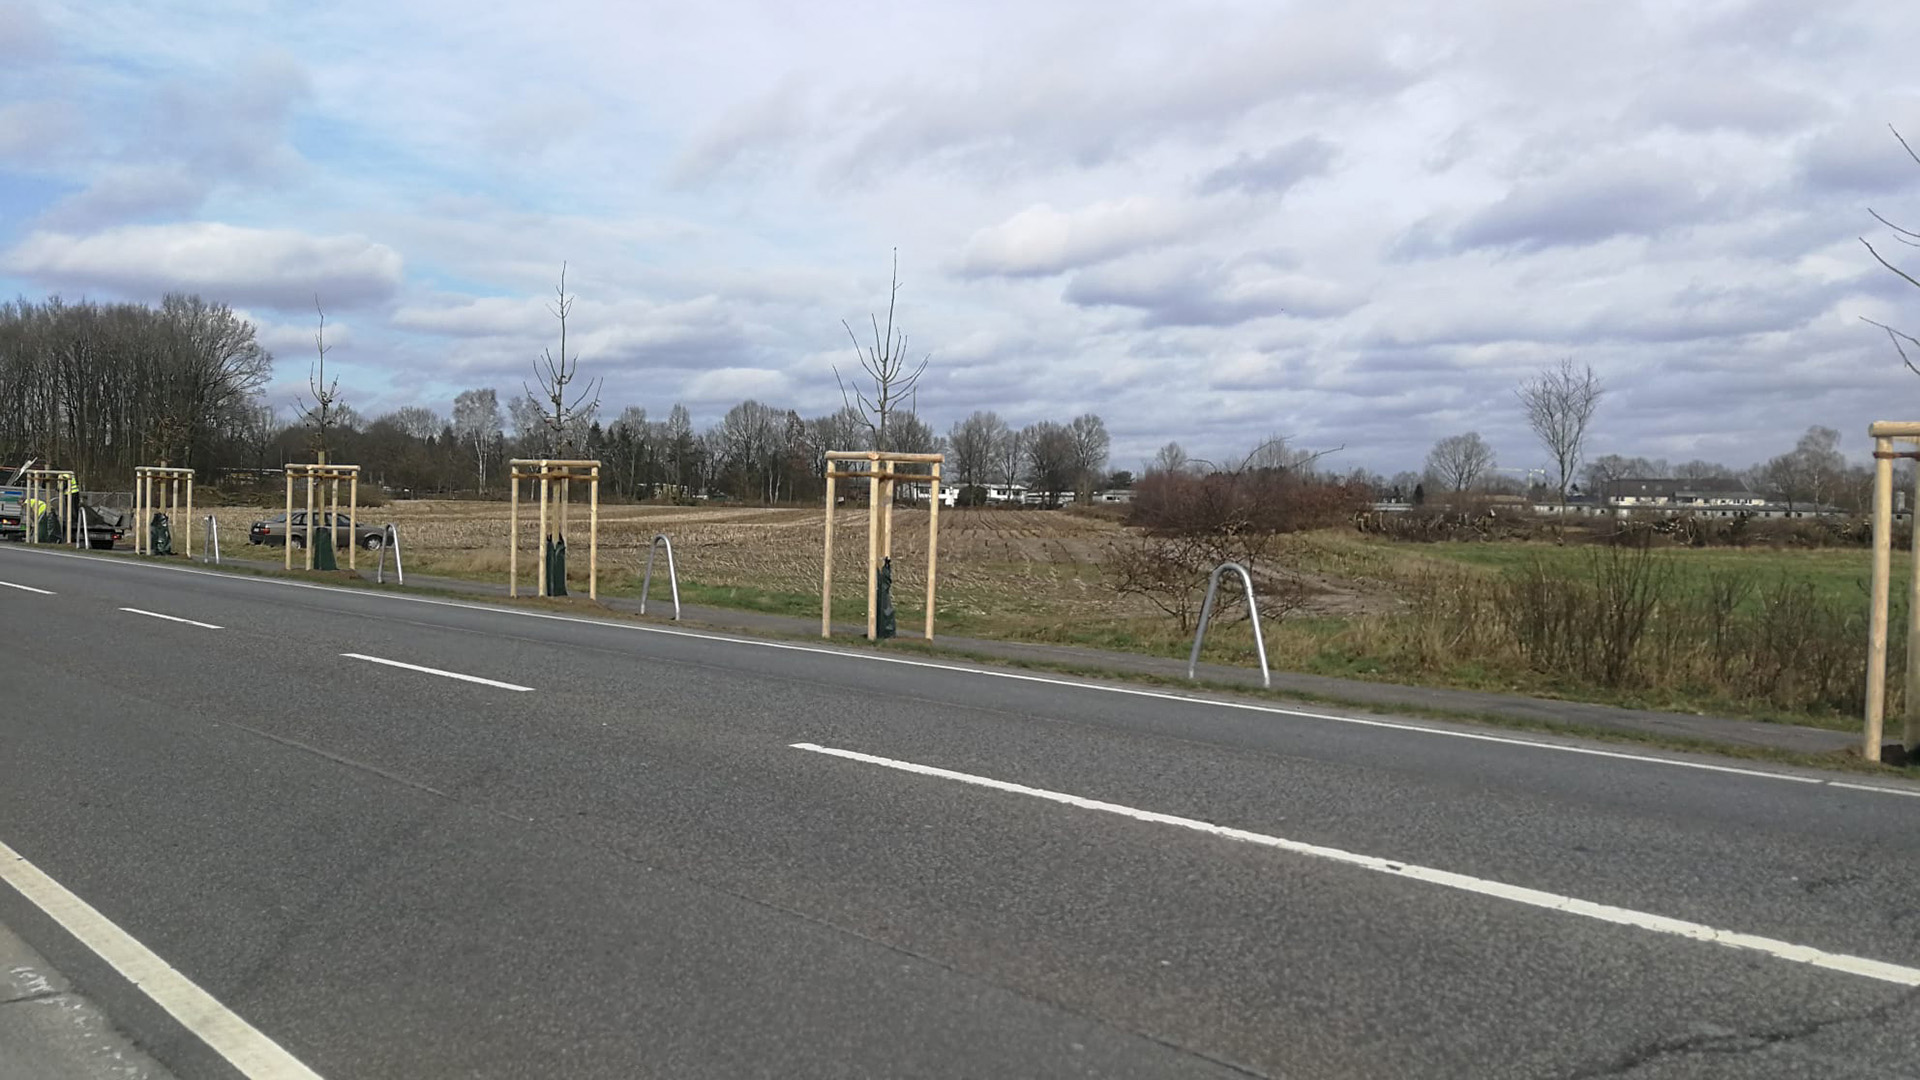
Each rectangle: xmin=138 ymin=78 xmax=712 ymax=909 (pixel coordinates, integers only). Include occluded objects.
xmin=508 ymin=459 xmax=600 ymax=600
xmin=22 ymin=469 xmax=78 ymax=547
xmin=133 ymin=466 xmax=193 ymax=556
xmin=1864 ymin=421 xmax=1920 ymax=763
xmin=284 ymin=463 xmax=361 ymax=572
xmin=821 ymin=450 xmax=944 ymax=642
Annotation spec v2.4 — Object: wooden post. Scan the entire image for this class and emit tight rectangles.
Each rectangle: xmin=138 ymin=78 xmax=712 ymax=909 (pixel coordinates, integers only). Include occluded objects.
xmin=284 ymin=471 xmax=294 ymax=569
xmin=926 ymin=461 xmax=941 ymax=641
xmin=184 ymin=475 xmax=193 ymax=557
xmin=304 ymin=471 xmax=316 ymax=570
xmin=867 ymin=468 xmax=880 ymax=640
xmin=348 ymin=473 xmax=359 ymax=571
xmin=1867 ymin=436 xmax=1894 ymax=762
xmin=822 ymin=472 xmax=836 ymax=637
xmin=538 ymin=466 xmax=551 ymax=598
xmin=881 ymin=460 xmax=895 ymax=561
xmin=509 ymin=471 xmax=520 ymax=598
xmin=1906 ymin=443 xmax=1920 ymax=754
xmin=588 ymin=470 xmax=599 ymax=601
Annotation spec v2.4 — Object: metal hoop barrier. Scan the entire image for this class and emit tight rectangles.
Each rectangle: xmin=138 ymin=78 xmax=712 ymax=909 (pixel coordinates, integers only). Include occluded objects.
xmin=1187 ymin=561 xmax=1272 ymax=689
xmin=204 ymin=515 xmax=220 ymax=564
xmin=376 ymin=524 xmax=405 ymax=585
xmin=641 ymin=533 xmax=681 ymax=620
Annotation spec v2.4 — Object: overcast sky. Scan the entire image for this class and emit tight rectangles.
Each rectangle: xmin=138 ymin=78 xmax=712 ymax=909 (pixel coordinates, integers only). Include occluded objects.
xmin=2 ymin=0 xmax=1918 ymax=476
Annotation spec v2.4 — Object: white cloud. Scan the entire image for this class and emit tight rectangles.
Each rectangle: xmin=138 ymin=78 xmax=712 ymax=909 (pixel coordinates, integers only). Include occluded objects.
xmin=959 ymin=199 xmax=1194 ymax=278
xmin=685 ymin=366 xmax=792 ymax=405
xmin=4 ymin=223 xmax=403 ymax=309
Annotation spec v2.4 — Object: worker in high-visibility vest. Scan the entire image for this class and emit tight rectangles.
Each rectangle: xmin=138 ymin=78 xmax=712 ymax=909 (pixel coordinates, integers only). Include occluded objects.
xmin=21 ymin=497 xmax=46 ymax=537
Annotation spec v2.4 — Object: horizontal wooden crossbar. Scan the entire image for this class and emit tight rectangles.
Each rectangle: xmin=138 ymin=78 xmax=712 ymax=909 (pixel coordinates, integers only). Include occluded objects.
xmin=825 ymin=451 xmax=946 ymax=464
xmin=825 ymin=470 xmax=942 ymax=482
xmin=133 ymin=466 xmax=193 ymax=478
xmin=286 ymin=464 xmax=362 ymax=478
xmin=509 ymin=458 xmax=602 ymax=468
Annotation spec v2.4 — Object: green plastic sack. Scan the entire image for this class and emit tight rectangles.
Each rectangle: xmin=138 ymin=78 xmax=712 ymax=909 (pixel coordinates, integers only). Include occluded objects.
xmin=546 ymin=535 xmax=569 ymax=597
xmin=149 ymin=513 xmax=173 ymax=556
xmin=313 ymin=522 xmax=337 ymax=571
xmin=37 ymin=511 xmax=60 ymax=543
xmin=877 ymin=556 xmax=896 ymax=639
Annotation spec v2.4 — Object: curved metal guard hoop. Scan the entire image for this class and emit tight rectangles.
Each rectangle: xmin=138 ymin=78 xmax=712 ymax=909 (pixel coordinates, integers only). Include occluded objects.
xmin=376 ymin=524 xmax=404 ymax=584
xmin=642 ymin=533 xmax=681 ymax=620
xmin=204 ymin=515 xmax=220 ymax=564
xmin=1187 ymin=561 xmax=1272 ymax=689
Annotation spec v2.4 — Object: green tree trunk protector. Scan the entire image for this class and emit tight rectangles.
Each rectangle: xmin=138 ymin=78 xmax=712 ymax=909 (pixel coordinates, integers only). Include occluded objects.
xmin=877 ymin=556 xmax=896 ymax=639
xmin=149 ymin=513 xmax=172 ymax=556
xmin=313 ymin=524 xmax=337 ymax=571
xmin=37 ymin=511 xmax=59 ymax=543
xmin=546 ymin=535 xmax=569 ymax=597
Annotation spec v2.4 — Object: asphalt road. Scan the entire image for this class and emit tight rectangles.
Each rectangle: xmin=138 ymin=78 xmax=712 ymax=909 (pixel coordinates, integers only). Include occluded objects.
xmin=2 ymin=544 xmax=1919 ymax=1079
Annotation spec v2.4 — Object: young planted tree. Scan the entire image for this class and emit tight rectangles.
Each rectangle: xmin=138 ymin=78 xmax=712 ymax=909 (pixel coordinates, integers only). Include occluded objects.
xmin=1861 ymin=126 xmax=1920 ymax=372
xmin=835 ymin=250 xmax=928 ymax=455
xmin=524 ymin=263 xmax=602 ymax=456
xmin=295 ymin=297 xmax=345 ymax=464
xmin=1425 ymin=432 xmax=1495 ymax=492
xmin=1517 ymin=358 xmax=1603 ymax=505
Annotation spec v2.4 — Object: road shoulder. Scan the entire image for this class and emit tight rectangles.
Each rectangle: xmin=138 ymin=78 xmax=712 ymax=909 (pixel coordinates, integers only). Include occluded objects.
xmin=0 ymin=921 xmax=175 ymax=1080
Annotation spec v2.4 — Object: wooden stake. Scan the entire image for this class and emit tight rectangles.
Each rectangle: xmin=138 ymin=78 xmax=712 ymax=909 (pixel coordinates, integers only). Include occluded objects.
xmin=538 ymin=466 xmax=551 ymax=598
xmin=184 ymin=477 xmax=193 ymax=557
xmin=1867 ymin=436 xmax=1893 ymax=762
xmin=588 ymin=471 xmax=599 ymax=601
xmin=304 ymin=472 xmax=316 ymax=570
xmin=284 ymin=471 xmax=294 ymax=569
xmin=509 ymin=472 xmax=520 ymax=598
xmin=348 ymin=473 xmax=359 ymax=570
xmin=821 ymin=472 xmax=836 ymax=637
xmin=926 ymin=461 xmax=941 ymax=641
xmin=867 ymin=470 xmax=880 ymax=641
xmin=881 ymin=460 xmax=895 ymax=560
xmin=1906 ymin=444 xmax=1920 ymax=754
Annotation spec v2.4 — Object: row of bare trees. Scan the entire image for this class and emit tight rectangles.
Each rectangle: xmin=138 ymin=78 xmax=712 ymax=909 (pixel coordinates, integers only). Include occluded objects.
xmin=0 ymin=295 xmax=275 ymax=482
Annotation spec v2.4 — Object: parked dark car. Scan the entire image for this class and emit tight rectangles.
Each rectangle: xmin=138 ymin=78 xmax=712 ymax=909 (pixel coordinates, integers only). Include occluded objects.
xmin=248 ymin=511 xmax=385 ymax=550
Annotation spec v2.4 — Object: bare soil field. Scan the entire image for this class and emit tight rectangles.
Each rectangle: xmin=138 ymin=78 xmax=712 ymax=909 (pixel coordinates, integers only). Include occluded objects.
xmin=194 ymin=501 xmax=1393 ymax=627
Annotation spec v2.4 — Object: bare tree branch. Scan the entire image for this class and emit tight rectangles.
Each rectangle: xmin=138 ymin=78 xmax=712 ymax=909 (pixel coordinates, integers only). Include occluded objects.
xmin=1863 ymin=317 xmax=1920 ymax=378
xmin=835 ymin=249 xmax=930 ymax=454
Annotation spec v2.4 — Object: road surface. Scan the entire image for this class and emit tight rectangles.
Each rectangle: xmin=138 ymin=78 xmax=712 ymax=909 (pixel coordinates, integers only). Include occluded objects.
xmin=2 ymin=545 xmax=1918 ymax=1079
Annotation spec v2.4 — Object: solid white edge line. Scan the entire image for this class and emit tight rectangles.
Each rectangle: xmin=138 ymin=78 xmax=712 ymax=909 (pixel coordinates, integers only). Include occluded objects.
xmin=9 ymin=545 xmax=1907 ymax=797
xmin=341 ymin=652 xmax=533 ymax=692
xmin=0 ymin=579 xmax=55 ymax=594
xmin=0 ymin=838 xmax=327 ymax=1079
xmin=791 ymin=742 xmax=1920 ymax=988
xmin=119 ymin=607 xmax=222 ymax=630
xmin=1831 ymin=781 xmax=1920 ymax=798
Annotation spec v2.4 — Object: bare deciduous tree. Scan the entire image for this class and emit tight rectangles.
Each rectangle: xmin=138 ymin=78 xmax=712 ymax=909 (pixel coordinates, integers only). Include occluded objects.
xmin=524 ymin=263 xmax=602 ymax=456
xmin=994 ymin=425 xmax=1027 ymax=489
xmin=1517 ymin=358 xmax=1604 ymax=505
xmin=1023 ymin=421 xmax=1077 ymax=506
xmin=948 ymin=411 xmax=1008 ymax=489
xmin=1147 ymin=441 xmax=1190 ymax=476
xmin=1861 ymin=125 xmax=1920 ymax=374
xmin=1425 ymin=432 xmax=1496 ymax=492
xmin=295 ymin=296 xmax=344 ymax=464
xmin=1068 ymin=413 xmax=1110 ymax=501
xmin=836 ymin=250 xmax=928 ymax=454
xmin=452 ymin=387 xmax=501 ymax=491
